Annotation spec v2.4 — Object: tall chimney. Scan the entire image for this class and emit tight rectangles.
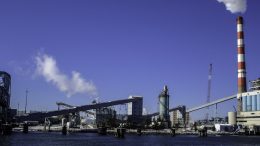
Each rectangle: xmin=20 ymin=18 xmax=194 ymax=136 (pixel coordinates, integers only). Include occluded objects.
xmin=237 ymin=16 xmax=247 ymax=112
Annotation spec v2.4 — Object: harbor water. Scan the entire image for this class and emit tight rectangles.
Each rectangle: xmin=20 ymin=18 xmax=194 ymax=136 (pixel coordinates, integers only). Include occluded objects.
xmin=1 ymin=132 xmax=260 ymax=146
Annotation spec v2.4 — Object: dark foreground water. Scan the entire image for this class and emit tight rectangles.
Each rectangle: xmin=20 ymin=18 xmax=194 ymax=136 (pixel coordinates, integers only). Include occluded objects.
xmin=1 ymin=132 xmax=260 ymax=146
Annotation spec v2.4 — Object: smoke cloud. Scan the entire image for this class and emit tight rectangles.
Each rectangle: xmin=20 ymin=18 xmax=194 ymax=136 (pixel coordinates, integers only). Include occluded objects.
xmin=35 ymin=53 xmax=97 ymax=97
xmin=217 ymin=0 xmax=247 ymax=13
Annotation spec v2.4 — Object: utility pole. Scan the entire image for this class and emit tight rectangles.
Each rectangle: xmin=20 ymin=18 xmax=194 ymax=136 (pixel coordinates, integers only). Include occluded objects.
xmin=206 ymin=64 xmax=213 ymax=122
xmin=25 ymin=89 xmax=28 ymax=114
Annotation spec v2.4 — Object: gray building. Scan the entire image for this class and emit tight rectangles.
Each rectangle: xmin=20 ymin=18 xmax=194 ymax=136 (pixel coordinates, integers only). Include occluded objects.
xmin=127 ymin=96 xmax=143 ymax=125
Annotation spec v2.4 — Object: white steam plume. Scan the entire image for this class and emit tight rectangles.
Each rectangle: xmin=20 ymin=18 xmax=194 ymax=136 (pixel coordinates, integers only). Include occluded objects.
xmin=143 ymin=107 xmax=148 ymax=115
xmin=217 ymin=0 xmax=247 ymax=13
xmin=35 ymin=53 xmax=97 ymax=97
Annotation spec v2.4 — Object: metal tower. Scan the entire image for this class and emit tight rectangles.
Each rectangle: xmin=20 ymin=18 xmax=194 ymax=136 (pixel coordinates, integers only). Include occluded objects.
xmin=25 ymin=89 xmax=28 ymax=114
xmin=205 ymin=64 xmax=212 ymax=121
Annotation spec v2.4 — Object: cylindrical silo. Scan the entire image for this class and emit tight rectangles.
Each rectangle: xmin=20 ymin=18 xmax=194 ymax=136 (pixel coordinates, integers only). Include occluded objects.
xmin=158 ymin=85 xmax=170 ymax=122
xmin=257 ymin=93 xmax=260 ymax=111
xmin=252 ymin=95 xmax=257 ymax=111
xmin=242 ymin=95 xmax=247 ymax=112
xmin=228 ymin=112 xmax=237 ymax=125
xmin=247 ymin=95 xmax=252 ymax=111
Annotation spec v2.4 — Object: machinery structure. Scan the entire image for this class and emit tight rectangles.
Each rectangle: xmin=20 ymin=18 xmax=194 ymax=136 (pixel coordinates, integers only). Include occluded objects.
xmin=17 ymin=97 xmax=143 ymax=126
xmin=56 ymin=101 xmax=117 ymax=128
xmin=0 ymin=71 xmax=13 ymax=134
xmin=0 ymin=71 xmax=11 ymax=123
xmin=158 ymin=85 xmax=170 ymax=127
xmin=249 ymin=78 xmax=260 ymax=91
xmin=146 ymin=105 xmax=187 ymax=128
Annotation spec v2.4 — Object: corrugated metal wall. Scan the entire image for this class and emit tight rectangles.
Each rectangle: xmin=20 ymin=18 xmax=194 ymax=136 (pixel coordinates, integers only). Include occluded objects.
xmin=242 ymin=91 xmax=260 ymax=112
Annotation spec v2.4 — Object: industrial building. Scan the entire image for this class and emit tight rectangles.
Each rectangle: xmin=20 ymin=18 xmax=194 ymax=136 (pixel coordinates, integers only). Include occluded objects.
xmin=127 ymin=96 xmax=143 ymax=126
xmin=237 ymin=78 xmax=260 ymax=126
xmin=0 ymin=71 xmax=11 ymax=123
xmin=0 ymin=71 xmax=14 ymax=134
xmin=158 ymin=86 xmax=170 ymax=127
xmin=171 ymin=110 xmax=183 ymax=127
xmin=234 ymin=16 xmax=260 ymax=129
xmin=95 ymin=107 xmax=117 ymax=127
xmin=2 ymin=16 xmax=260 ymax=135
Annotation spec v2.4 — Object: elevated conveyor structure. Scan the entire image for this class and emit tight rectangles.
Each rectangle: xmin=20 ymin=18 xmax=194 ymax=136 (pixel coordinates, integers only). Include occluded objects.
xmin=187 ymin=94 xmax=237 ymax=113
xmin=17 ymin=97 xmax=142 ymax=122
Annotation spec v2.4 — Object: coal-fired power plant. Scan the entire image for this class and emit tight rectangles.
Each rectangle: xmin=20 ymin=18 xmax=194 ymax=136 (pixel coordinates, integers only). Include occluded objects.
xmin=2 ymin=14 xmax=260 ymax=137
xmin=158 ymin=85 xmax=170 ymax=127
xmin=236 ymin=16 xmax=260 ymax=128
xmin=237 ymin=16 xmax=247 ymax=112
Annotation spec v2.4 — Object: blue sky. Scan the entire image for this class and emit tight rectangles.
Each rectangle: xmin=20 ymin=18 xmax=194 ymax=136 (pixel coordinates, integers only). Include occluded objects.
xmin=0 ymin=0 xmax=259 ymax=120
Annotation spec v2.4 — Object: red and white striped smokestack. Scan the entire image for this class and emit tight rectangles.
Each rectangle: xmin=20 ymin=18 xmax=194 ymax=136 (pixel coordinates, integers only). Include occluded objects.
xmin=237 ymin=16 xmax=247 ymax=93
xmin=237 ymin=16 xmax=247 ymax=112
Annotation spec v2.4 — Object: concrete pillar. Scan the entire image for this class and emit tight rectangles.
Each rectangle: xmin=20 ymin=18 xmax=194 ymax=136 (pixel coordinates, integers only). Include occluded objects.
xmin=23 ymin=123 xmax=28 ymax=133
xmin=62 ymin=125 xmax=67 ymax=135
xmin=170 ymin=128 xmax=175 ymax=136
xmin=137 ymin=128 xmax=142 ymax=136
xmin=115 ymin=128 xmax=125 ymax=138
xmin=97 ymin=127 xmax=107 ymax=135
xmin=1 ymin=124 xmax=12 ymax=135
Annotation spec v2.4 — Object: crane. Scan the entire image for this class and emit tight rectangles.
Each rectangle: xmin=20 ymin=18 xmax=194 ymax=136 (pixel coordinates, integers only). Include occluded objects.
xmin=205 ymin=64 xmax=212 ymax=121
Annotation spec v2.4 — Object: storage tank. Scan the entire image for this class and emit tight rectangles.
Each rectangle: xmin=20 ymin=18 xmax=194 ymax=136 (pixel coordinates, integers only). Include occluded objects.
xmin=252 ymin=95 xmax=257 ymax=111
xmin=158 ymin=85 xmax=169 ymax=122
xmin=242 ymin=95 xmax=247 ymax=112
xmin=246 ymin=95 xmax=252 ymax=111
xmin=228 ymin=112 xmax=237 ymax=125
xmin=257 ymin=93 xmax=260 ymax=111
